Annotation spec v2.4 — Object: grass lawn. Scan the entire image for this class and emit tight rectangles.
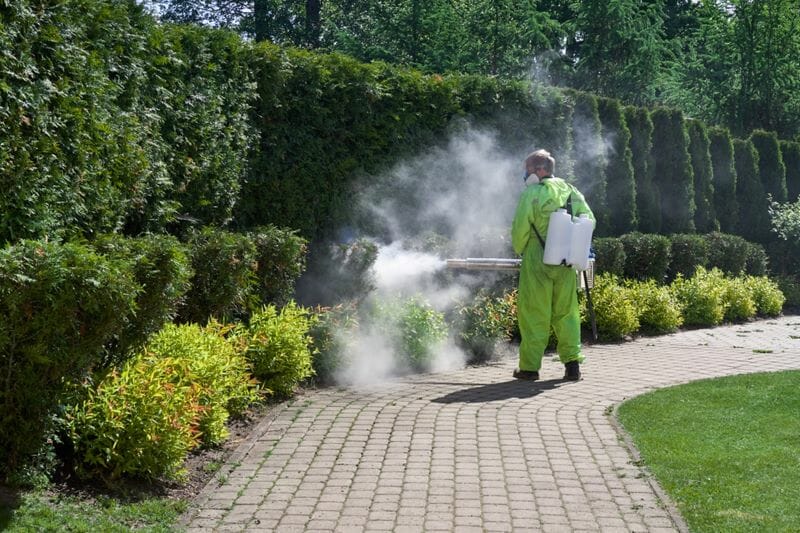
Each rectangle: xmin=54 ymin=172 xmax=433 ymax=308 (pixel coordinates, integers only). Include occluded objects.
xmin=617 ymin=370 xmax=800 ymax=532
xmin=0 ymin=489 xmax=186 ymax=532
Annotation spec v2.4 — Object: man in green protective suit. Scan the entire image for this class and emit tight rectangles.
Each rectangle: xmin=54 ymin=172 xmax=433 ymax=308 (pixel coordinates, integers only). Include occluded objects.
xmin=511 ymin=149 xmax=595 ymax=381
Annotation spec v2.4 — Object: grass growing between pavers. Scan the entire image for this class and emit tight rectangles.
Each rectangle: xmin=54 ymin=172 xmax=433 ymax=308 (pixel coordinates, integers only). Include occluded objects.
xmin=617 ymin=370 xmax=800 ymax=532
xmin=0 ymin=489 xmax=187 ymax=532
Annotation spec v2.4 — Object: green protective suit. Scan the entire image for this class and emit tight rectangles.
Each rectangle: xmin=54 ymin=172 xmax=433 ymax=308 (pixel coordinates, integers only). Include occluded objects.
xmin=511 ymin=176 xmax=595 ymax=372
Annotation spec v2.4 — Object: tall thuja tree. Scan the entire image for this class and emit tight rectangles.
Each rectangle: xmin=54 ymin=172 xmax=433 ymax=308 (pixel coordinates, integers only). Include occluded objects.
xmin=780 ymin=140 xmax=800 ymax=202
xmin=650 ymin=107 xmax=695 ymax=234
xmin=733 ymin=138 xmax=771 ymax=244
xmin=597 ymin=97 xmax=636 ymax=235
xmin=708 ymin=127 xmax=738 ymax=234
xmin=567 ymin=0 xmax=667 ymax=105
xmin=686 ymin=119 xmax=718 ymax=233
xmin=750 ymin=130 xmax=787 ymax=205
xmin=566 ymin=90 xmax=609 ymax=235
xmin=624 ymin=106 xmax=659 ymax=233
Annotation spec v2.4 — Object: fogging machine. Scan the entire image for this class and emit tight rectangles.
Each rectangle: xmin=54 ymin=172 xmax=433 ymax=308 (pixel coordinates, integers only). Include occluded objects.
xmin=446 ymin=257 xmax=598 ymax=341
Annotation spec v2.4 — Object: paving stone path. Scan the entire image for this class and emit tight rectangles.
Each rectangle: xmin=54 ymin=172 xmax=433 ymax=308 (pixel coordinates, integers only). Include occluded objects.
xmin=181 ymin=316 xmax=800 ymax=532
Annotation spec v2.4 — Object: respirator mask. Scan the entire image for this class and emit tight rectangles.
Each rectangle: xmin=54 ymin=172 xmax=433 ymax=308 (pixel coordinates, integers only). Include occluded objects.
xmin=522 ymin=171 xmax=539 ymax=186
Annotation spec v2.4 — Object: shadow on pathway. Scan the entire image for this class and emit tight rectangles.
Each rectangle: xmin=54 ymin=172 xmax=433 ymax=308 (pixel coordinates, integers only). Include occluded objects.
xmin=430 ymin=378 xmax=568 ymax=403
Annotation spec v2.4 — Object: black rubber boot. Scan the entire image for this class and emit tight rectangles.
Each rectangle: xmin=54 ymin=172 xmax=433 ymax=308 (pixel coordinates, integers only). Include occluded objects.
xmin=513 ymin=369 xmax=540 ymax=381
xmin=563 ymin=361 xmax=581 ymax=381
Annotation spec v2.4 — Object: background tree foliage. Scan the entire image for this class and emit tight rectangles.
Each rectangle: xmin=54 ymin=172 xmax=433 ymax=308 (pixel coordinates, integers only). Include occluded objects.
xmin=142 ymin=0 xmax=800 ymax=140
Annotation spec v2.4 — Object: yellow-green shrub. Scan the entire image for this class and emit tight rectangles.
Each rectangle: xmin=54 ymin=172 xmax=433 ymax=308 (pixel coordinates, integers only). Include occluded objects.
xmin=237 ymin=301 xmax=316 ymax=398
xmin=626 ymin=279 xmax=683 ymax=334
xmin=722 ymin=277 xmax=757 ymax=322
xmin=586 ymin=274 xmax=639 ymax=340
xmin=144 ymin=323 xmax=258 ymax=445
xmin=670 ymin=267 xmax=726 ymax=326
xmin=67 ymin=324 xmax=257 ymax=480
xmin=67 ymin=357 xmax=202 ymax=481
xmin=744 ymin=275 xmax=786 ymax=316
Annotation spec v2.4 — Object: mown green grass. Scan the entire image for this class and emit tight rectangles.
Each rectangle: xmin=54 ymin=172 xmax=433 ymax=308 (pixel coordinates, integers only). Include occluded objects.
xmin=617 ymin=370 xmax=800 ymax=532
xmin=0 ymin=490 xmax=186 ymax=532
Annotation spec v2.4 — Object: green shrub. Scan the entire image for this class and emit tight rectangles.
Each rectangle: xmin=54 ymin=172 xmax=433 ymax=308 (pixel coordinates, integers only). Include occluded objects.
xmin=374 ymin=296 xmax=448 ymax=370
xmin=626 ymin=279 xmax=683 ymax=334
xmin=775 ymin=275 xmax=800 ymax=309
xmin=0 ymin=240 xmax=138 ymax=479
xmin=92 ymin=234 xmax=194 ymax=367
xmin=744 ymin=276 xmax=786 ymax=316
xmin=670 ymin=267 xmax=726 ymax=326
xmin=394 ymin=298 xmax=448 ymax=370
xmin=620 ymin=233 xmax=671 ymax=282
xmin=67 ymin=357 xmax=201 ymax=482
xmin=704 ymin=232 xmax=750 ymax=276
xmin=722 ymin=277 xmax=757 ymax=322
xmin=247 ymin=225 xmax=308 ymax=308
xmin=586 ymin=274 xmax=639 ymax=341
xmin=179 ymin=227 xmax=258 ymax=324
xmin=237 ymin=302 xmax=316 ymax=397
xmin=668 ymin=234 xmax=709 ymax=281
xmin=455 ymin=290 xmax=517 ymax=362
xmin=309 ymin=304 xmax=359 ymax=384
xmin=592 ymin=237 xmax=626 ymax=277
xmin=743 ymin=242 xmax=769 ymax=276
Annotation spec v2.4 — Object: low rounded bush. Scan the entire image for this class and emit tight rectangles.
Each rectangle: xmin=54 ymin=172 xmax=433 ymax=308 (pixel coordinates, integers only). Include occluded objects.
xmin=744 ymin=276 xmax=786 ymax=316
xmin=247 ymin=225 xmax=308 ymax=308
xmin=620 ymin=233 xmax=671 ymax=282
xmin=668 ymin=234 xmax=708 ymax=281
xmin=743 ymin=242 xmax=769 ymax=276
xmin=592 ymin=237 xmax=625 ymax=277
xmin=309 ymin=304 xmax=359 ymax=384
xmin=0 ymin=239 xmax=139 ymax=479
xmin=586 ymin=273 xmax=639 ymax=341
xmin=236 ymin=301 xmax=316 ymax=398
xmin=775 ymin=275 xmax=800 ymax=309
xmin=179 ymin=227 xmax=258 ymax=324
xmin=297 ymin=238 xmax=378 ymax=306
xmin=670 ymin=267 xmax=726 ymax=326
xmin=704 ymin=232 xmax=750 ymax=275
xmin=92 ymin=234 xmax=194 ymax=367
xmin=626 ymin=279 xmax=683 ymax=334
xmin=722 ymin=277 xmax=757 ymax=322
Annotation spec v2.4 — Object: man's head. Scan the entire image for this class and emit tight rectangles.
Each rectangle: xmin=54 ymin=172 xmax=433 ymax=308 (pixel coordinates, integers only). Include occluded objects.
xmin=525 ymin=149 xmax=555 ymax=178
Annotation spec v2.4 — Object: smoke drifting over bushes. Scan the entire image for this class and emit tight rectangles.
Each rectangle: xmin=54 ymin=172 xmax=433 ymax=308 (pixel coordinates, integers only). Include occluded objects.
xmin=329 ymin=126 xmax=528 ymax=386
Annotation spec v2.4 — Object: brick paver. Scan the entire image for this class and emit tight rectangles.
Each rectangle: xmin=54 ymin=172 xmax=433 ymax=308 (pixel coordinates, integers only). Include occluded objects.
xmin=181 ymin=316 xmax=800 ymax=532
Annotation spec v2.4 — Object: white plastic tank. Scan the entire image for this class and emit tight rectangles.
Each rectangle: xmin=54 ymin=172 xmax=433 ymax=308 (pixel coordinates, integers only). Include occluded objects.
xmin=568 ymin=214 xmax=594 ymax=271
xmin=543 ymin=208 xmax=572 ymax=265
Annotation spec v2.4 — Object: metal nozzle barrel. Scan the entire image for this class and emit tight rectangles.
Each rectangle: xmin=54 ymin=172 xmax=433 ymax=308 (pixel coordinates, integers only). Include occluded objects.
xmin=445 ymin=258 xmax=522 ymax=271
